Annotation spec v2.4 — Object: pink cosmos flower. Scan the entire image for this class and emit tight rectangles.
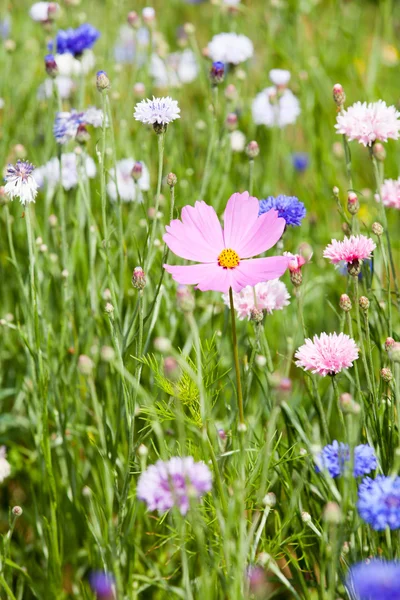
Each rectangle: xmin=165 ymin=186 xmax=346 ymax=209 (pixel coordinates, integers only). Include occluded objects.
xmin=335 ymin=100 xmax=400 ymax=146
xmin=163 ymin=192 xmax=289 ymax=293
xmin=222 ymin=279 xmax=290 ymax=320
xmin=323 ymin=235 xmax=376 ymax=264
xmin=295 ymin=332 xmax=359 ymax=377
xmin=378 ymin=178 xmax=400 ymax=209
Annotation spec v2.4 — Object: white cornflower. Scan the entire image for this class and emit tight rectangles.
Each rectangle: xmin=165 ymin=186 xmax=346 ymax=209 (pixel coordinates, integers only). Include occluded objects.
xmin=0 ymin=447 xmax=11 ymax=483
xmin=54 ymin=50 xmax=95 ymax=77
xmin=29 ymin=2 xmax=59 ymax=22
xmin=134 ymin=96 xmax=180 ymax=126
xmin=37 ymin=76 xmax=75 ymax=101
xmin=33 ymin=153 xmax=96 ymax=193
xmin=150 ymin=50 xmax=198 ymax=88
xmin=207 ymin=32 xmax=254 ymax=65
xmin=5 ymin=160 xmax=39 ymax=205
xmin=252 ymin=86 xmax=300 ymax=128
xmin=230 ymin=130 xmax=246 ymax=152
xmin=107 ymin=158 xmax=150 ymax=203
xmin=269 ymin=69 xmax=291 ymax=86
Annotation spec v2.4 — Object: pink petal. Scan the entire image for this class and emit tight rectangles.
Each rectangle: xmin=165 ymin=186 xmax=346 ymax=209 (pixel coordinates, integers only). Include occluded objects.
xmin=230 ymin=256 xmax=290 ymax=292
xmin=164 ymin=262 xmax=234 ymax=293
xmin=237 ymin=209 xmax=286 ymax=258
xmin=163 ymin=201 xmax=224 ymax=262
xmin=223 ymin=191 xmax=259 ymax=250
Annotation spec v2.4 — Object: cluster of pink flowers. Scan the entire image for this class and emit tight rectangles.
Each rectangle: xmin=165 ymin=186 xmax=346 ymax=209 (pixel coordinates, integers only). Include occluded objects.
xmin=222 ymin=279 xmax=290 ymax=320
xmin=295 ymin=333 xmax=359 ymax=377
xmin=378 ymin=177 xmax=400 ymax=209
xmin=335 ymin=100 xmax=400 ymax=146
xmin=323 ymin=235 xmax=376 ymax=265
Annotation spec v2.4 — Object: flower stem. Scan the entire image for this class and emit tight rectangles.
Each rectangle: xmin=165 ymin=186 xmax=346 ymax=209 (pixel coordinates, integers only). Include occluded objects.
xmin=100 ymin=93 xmax=108 ymax=244
xmin=145 ymin=131 xmax=165 ymax=271
xmin=248 ymin=158 xmax=255 ymax=196
xmin=229 ymin=287 xmax=245 ymax=428
xmin=199 ymin=86 xmax=218 ymax=200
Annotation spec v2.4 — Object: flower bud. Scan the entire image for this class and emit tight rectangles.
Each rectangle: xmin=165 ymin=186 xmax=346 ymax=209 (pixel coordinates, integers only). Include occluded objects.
xmin=332 ymin=186 xmax=340 ymax=197
xmin=359 ymin=296 xmax=369 ymax=311
xmin=246 ymin=140 xmax=260 ymax=159
xmin=78 ymin=354 xmax=94 ymax=375
xmin=127 ymin=11 xmax=140 ymax=28
xmin=142 ymin=6 xmax=155 ymax=24
xmin=154 ymin=337 xmax=171 ymax=353
xmin=176 ymin=285 xmax=195 ymax=313
xmin=100 ymin=345 xmax=115 ymax=362
xmin=347 ymin=191 xmax=359 ymax=215
xmin=96 ymin=70 xmax=110 ymax=93
xmin=388 ymin=342 xmax=400 ymax=363
xmin=167 ymin=172 xmax=177 ymax=187
xmin=209 ymin=61 xmax=225 ymax=85
xmin=332 ymin=83 xmax=346 ymax=108
xmin=132 ymin=161 xmax=143 ymax=181
xmin=12 ymin=506 xmax=23 ymax=517
xmin=250 ymin=307 xmax=263 ymax=323
xmin=323 ymin=502 xmax=342 ymax=524
xmin=104 ymin=302 xmax=114 ymax=314
xmin=339 ymin=392 xmax=360 ymax=414
xmin=347 ymin=259 xmax=362 ymax=277
xmin=372 ymin=142 xmax=386 ymax=162
xmin=45 ymin=54 xmax=58 ymax=78
xmin=225 ymin=83 xmax=237 ymax=100
xmin=163 ymin=356 xmax=180 ymax=381
xmin=75 ymin=124 xmax=90 ymax=144
xmin=372 ymin=222 xmax=384 ymax=236
xmin=301 ymin=511 xmax=311 ymax=523
xmin=225 ymin=112 xmax=238 ymax=131
xmin=381 ymin=367 xmax=393 ymax=382
xmin=132 ymin=266 xmax=146 ymax=290
xmin=218 ymin=429 xmax=226 ymax=440
xmin=133 ymin=82 xmax=146 ymax=97
xmin=385 ymin=337 xmax=395 ymax=351
xmin=339 ymin=294 xmax=352 ymax=312
xmin=263 ymin=492 xmax=276 ymax=507
xmin=183 ymin=22 xmax=196 ymax=35
xmin=290 ymin=270 xmax=303 ymax=286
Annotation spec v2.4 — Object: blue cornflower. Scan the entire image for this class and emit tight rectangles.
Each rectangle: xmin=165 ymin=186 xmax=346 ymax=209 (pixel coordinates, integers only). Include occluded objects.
xmin=49 ymin=24 xmax=100 ymax=57
xmin=89 ymin=571 xmax=115 ymax=598
xmin=258 ymin=195 xmax=306 ymax=227
xmin=210 ymin=61 xmax=225 ymax=85
xmin=316 ymin=441 xmax=376 ymax=478
xmin=357 ymin=475 xmax=400 ymax=530
xmin=54 ymin=108 xmax=103 ymax=144
xmin=292 ymin=152 xmax=309 ymax=172
xmin=346 ymin=559 xmax=400 ymax=600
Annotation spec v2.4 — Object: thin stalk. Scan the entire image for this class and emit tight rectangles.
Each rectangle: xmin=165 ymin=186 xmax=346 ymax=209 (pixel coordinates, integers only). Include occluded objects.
xmin=378 ymin=236 xmax=393 ymax=337
xmin=100 ymin=93 xmax=108 ymax=243
xmin=312 ymin=376 xmax=329 ymax=441
xmin=248 ymin=158 xmax=255 ymax=196
xmin=199 ymin=86 xmax=218 ymax=200
xmin=229 ymin=287 xmax=245 ymax=428
xmin=145 ymin=131 xmax=165 ymax=271
xmin=331 ymin=376 xmax=346 ymax=433
xmin=353 ymin=277 xmax=374 ymax=396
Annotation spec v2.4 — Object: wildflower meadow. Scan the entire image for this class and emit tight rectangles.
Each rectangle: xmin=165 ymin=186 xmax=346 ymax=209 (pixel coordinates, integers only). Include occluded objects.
xmin=1 ymin=0 xmax=400 ymax=598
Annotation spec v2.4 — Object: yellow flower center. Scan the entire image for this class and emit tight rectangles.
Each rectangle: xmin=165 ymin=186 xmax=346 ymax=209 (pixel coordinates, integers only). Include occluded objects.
xmin=218 ymin=248 xmax=240 ymax=269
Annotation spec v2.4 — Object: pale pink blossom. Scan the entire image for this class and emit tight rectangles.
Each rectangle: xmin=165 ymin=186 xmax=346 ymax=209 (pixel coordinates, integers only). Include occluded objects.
xmin=335 ymin=100 xmax=400 ymax=146
xmin=222 ymin=279 xmax=290 ymax=320
xmin=163 ymin=192 xmax=289 ymax=294
xmin=378 ymin=177 xmax=400 ymax=209
xmin=295 ymin=333 xmax=359 ymax=377
xmin=323 ymin=235 xmax=376 ymax=264
xmin=284 ymin=252 xmax=306 ymax=272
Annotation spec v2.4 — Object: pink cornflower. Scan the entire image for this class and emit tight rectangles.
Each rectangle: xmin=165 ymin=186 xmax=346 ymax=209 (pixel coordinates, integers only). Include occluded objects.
xmin=222 ymin=279 xmax=290 ymax=320
xmin=378 ymin=178 xmax=400 ymax=209
xmin=323 ymin=235 xmax=376 ymax=265
xmin=284 ymin=252 xmax=306 ymax=272
xmin=163 ymin=191 xmax=289 ymax=293
xmin=335 ymin=100 xmax=400 ymax=146
xmin=295 ymin=332 xmax=359 ymax=377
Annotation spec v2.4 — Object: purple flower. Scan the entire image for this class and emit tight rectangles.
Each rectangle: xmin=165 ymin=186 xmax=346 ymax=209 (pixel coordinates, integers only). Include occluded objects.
xmin=357 ymin=475 xmax=400 ymax=530
xmin=89 ymin=572 xmax=115 ymax=599
xmin=292 ymin=152 xmax=309 ymax=172
xmin=49 ymin=24 xmax=100 ymax=57
xmin=346 ymin=559 xmax=400 ymax=600
xmin=316 ymin=441 xmax=376 ymax=478
xmin=259 ymin=195 xmax=306 ymax=227
xmin=137 ymin=456 xmax=212 ymax=515
xmin=53 ymin=108 xmax=103 ymax=144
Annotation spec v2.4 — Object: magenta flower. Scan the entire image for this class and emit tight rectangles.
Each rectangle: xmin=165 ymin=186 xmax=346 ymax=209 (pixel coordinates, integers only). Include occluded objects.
xmin=323 ymin=235 xmax=376 ymax=265
xmin=295 ymin=332 xmax=359 ymax=377
xmin=137 ymin=456 xmax=212 ymax=515
xmin=379 ymin=178 xmax=400 ymax=209
xmin=163 ymin=192 xmax=289 ymax=293
xmin=335 ymin=100 xmax=400 ymax=146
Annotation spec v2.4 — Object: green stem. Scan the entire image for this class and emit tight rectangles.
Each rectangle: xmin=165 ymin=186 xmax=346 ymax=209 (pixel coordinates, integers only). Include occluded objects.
xmin=145 ymin=131 xmax=165 ymax=271
xmin=229 ymin=287 xmax=245 ymax=428
xmin=199 ymin=87 xmax=218 ymax=200
xmin=100 ymin=93 xmax=108 ymax=244
xmin=248 ymin=159 xmax=254 ymax=196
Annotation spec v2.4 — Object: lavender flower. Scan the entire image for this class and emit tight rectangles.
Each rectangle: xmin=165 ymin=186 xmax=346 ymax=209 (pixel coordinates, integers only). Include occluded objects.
xmin=292 ymin=152 xmax=309 ymax=172
xmin=259 ymin=195 xmax=306 ymax=227
xmin=316 ymin=441 xmax=377 ymax=478
xmin=49 ymin=24 xmax=100 ymax=57
xmin=137 ymin=456 xmax=212 ymax=515
xmin=346 ymin=559 xmax=400 ymax=600
xmin=54 ymin=108 xmax=103 ymax=144
xmin=89 ymin=571 xmax=115 ymax=599
xmin=358 ymin=475 xmax=400 ymax=530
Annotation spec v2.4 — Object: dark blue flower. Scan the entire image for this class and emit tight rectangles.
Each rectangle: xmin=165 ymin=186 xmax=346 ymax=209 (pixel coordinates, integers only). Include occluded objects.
xmin=49 ymin=24 xmax=100 ymax=57
xmin=316 ymin=441 xmax=376 ymax=478
xmin=346 ymin=559 xmax=400 ymax=600
xmin=258 ymin=195 xmax=306 ymax=227
xmin=292 ymin=152 xmax=309 ymax=172
xmin=357 ymin=476 xmax=400 ymax=530
xmin=89 ymin=572 xmax=115 ymax=598
xmin=210 ymin=61 xmax=225 ymax=85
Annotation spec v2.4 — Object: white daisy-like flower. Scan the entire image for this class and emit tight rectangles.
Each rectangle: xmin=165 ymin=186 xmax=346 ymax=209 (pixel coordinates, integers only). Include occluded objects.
xmin=29 ymin=2 xmax=59 ymax=22
xmin=224 ymin=0 xmax=241 ymax=5
xmin=33 ymin=153 xmax=96 ymax=193
xmin=54 ymin=50 xmax=95 ymax=77
xmin=5 ymin=160 xmax=39 ymax=205
xmin=207 ymin=32 xmax=253 ymax=65
xmin=150 ymin=50 xmax=198 ymax=88
xmin=107 ymin=158 xmax=150 ymax=202
xmin=269 ymin=69 xmax=291 ymax=86
xmin=0 ymin=447 xmax=11 ymax=483
xmin=37 ymin=76 xmax=75 ymax=101
xmin=230 ymin=130 xmax=246 ymax=152
xmin=222 ymin=280 xmax=290 ymax=320
xmin=134 ymin=96 xmax=180 ymax=126
xmin=252 ymin=86 xmax=300 ymax=128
